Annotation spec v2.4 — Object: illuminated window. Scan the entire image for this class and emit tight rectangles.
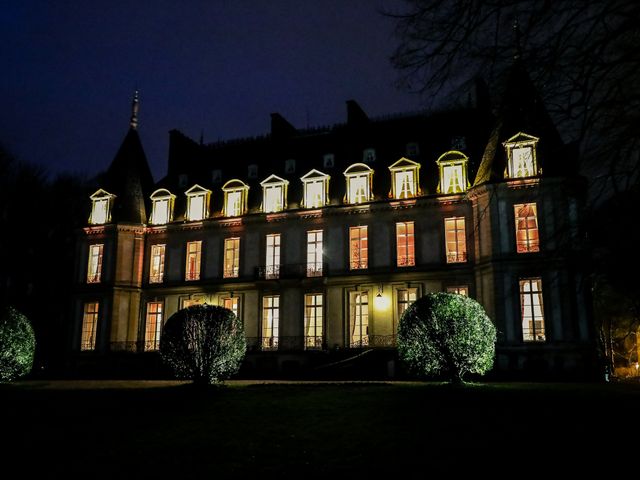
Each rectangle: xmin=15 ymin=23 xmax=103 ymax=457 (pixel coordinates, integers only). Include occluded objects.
xmin=144 ymin=302 xmax=163 ymax=351
xmin=304 ymin=293 xmax=323 ymax=349
xmin=89 ymin=189 xmax=115 ymax=225
xmin=261 ymin=175 xmax=288 ymax=213
xmin=185 ymin=241 xmax=202 ymax=281
xmin=344 ymin=163 xmax=373 ymax=204
xmin=222 ymin=179 xmax=249 ymax=217
xmin=389 ymin=158 xmax=420 ymax=199
xmin=397 ymin=288 xmax=418 ymax=319
xmin=307 ymin=230 xmax=323 ymax=277
xmin=514 ymin=203 xmax=540 ymax=253
xmin=503 ymin=132 xmax=539 ymax=178
xmin=349 ymin=226 xmax=368 ymax=270
xmin=396 ymin=222 xmax=415 ymax=267
xmin=223 ymin=237 xmax=240 ymax=278
xmin=520 ymin=278 xmax=546 ymax=342
xmin=436 ymin=151 xmax=469 ymax=194
xmin=149 ymin=244 xmax=166 ymax=283
xmin=363 ymin=148 xmax=376 ymax=163
xmin=301 ymin=169 xmax=330 ymax=208
xmin=446 ymin=286 xmax=469 ymax=296
xmin=349 ymin=291 xmax=369 ymax=347
xmin=185 ymin=185 xmax=210 ymax=221
xmin=150 ymin=189 xmax=175 ymax=225
xmin=182 ymin=297 xmax=205 ymax=309
xmin=445 ymin=217 xmax=467 ymax=263
xmin=87 ymin=244 xmax=104 ymax=283
xmin=265 ymin=234 xmax=281 ymax=279
xmin=80 ymin=302 xmax=99 ymax=351
xmin=262 ymin=295 xmax=279 ymax=350
xmin=222 ymin=296 xmax=239 ymax=319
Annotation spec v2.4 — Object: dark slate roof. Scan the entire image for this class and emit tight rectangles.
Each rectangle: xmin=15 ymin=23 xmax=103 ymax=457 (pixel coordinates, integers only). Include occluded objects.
xmin=474 ymin=61 xmax=577 ymax=185
xmin=103 ymin=128 xmax=154 ymax=223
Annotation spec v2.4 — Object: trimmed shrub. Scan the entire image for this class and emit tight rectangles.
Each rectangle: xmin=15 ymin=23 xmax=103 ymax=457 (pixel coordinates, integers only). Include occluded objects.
xmin=398 ymin=292 xmax=496 ymax=383
xmin=0 ymin=306 xmax=36 ymax=382
xmin=160 ymin=304 xmax=246 ymax=385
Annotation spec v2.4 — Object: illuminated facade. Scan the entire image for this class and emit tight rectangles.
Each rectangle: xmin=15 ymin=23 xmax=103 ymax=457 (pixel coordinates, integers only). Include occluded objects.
xmin=73 ymin=68 xmax=594 ymax=377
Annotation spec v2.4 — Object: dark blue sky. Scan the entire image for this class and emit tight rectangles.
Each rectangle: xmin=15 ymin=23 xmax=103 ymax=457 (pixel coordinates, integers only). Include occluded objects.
xmin=1 ymin=0 xmax=421 ymax=180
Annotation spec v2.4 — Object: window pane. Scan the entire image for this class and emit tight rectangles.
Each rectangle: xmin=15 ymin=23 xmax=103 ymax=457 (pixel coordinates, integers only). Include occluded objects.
xmin=396 ymin=222 xmax=415 ymax=267
xmin=514 ymin=203 xmax=540 ymax=253
xmin=445 ymin=217 xmax=467 ymax=263
xmin=145 ymin=302 xmax=163 ymax=351
xmin=224 ymin=238 xmax=240 ymax=278
xmin=304 ymin=293 xmax=323 ymax=349
xmin=185 ymin=241 xmax=202 ymax=281
xmin=306 ymin=230 xmax=323 ymax=277
xmin=512 ymin=147 xmax=534 ymax=177
xmin=349 ymin=226 xmax=368 ymax=269
xmin=520 ymin=278 xmax=546 ymax=342
xmin=87 ymin=244 xmax=104 ymax=283
xmin=262 ymin=296 xmax=280 ymax=350
xmin=188 ymin=194 xmax=205 ymax=221
xmin=150 ymin=244 xmax=166 ymax=283
xmin=350 ymin=292 xmax=369 ymax=347
xmin=81 ymin=302 xmax=99 ymax=350
xmin=265 ymin=234 xmax=281 ymax=279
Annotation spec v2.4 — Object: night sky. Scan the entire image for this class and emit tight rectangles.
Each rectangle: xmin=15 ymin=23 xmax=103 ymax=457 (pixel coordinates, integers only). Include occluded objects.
xmin=1 ymin=0 xmax=420 ymax=181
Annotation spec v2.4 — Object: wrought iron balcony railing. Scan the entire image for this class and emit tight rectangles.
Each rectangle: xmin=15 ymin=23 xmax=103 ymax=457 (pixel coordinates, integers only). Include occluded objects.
xmin=256 ymin=263 xmax=327 ymax=280
xmin=446 ymin=252 xmax=468 ymax=263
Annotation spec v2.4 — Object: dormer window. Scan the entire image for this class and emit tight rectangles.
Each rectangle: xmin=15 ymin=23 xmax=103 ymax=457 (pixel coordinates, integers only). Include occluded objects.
xmin=248 ymin=164 xmax=258 ymax=179
xmin=388 ymin=158 xmax=420 ymax=199
xmin=503 ymin=132 xmax=539 ymax=179
xmin=285 ymin=159 xmax=296 ymax=174
xmin=301 ymin=169 xmax=330 ymax=209
xmin=344 ymin=163 xmax=373 ymax=204
xmin=363 ymin=148 xmax=376 ymax=163
xmin=222 ymin=179 xmax=249 ymax=217
xmin=149 ymin=189 xmax=175 ymax=225
xmin=89 ymin=189 xmax=115 ymax=225
xmin=406 ymin=142 xmax=420 ymax=157
xmin=323 ymin=153 xmax=335 ymax=169
xmin=185 ymin=184 xmax=210 ymax=222
xmin=212 ymin=169 xmax=222 ymax=183
xmin=436 ymin=151 xmax=469 ymax=194
xmin=178 ymin=174 xmax=188 ymax=188
xmin=261 ymin=174 xmax=289 ymax=213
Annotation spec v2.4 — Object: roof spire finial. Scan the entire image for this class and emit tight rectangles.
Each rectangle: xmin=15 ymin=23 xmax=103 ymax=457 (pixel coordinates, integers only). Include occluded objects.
xmin=130 ymin=90 xmax=139 ymax=130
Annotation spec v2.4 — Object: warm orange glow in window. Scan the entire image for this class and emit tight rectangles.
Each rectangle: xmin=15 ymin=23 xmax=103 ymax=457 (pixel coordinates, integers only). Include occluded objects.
xmin=349 ymin=226 xmax=368 ymax=269
xmin=397 ymin=288 xmax=417 ymax=319
xmin=349 ymin=291 xmax=369 ymax=347
xmin=149 ymin=244 xmax=166 ymax=283
xmin=446 ymin=286 xmax=469 ymax=296
xmin=87 ymin=244 xmax=104 ymax=283
xmin=445 ymin=217 xmax=467 ymax=263
xmin=304 ymin=293 xmax=323 ymax=349
xmin=222 ymin=297 xmax=239 ymax=318
xmin=265 ymin=234 xmax=281 ymax=279
xmin=520 ymin=278 xmax=545 ymax=342
xmin=396 ymin=222 xmax=415 ymax=267
xmin=262 ymin=295 xmax=279 ymax=350
xmin=144 ymin=302 xmax=163 ymax=351
xmin=81 ymin=302 xmax=99 ymax=351
xmin=514 ymin=203 xmax=540 ymax=253
xmin=306 ymin=230 xmax=323 ymax=277
xmin=223 ymin=237 xmax=240 ymax=278
xmin=185 ymin=241 xmax=202 ymax=281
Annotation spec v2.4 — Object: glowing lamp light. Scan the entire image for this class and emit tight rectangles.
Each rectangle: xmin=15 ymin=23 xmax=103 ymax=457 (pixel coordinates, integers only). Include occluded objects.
xmin=374 ymin=285 xmax=390 ymax=310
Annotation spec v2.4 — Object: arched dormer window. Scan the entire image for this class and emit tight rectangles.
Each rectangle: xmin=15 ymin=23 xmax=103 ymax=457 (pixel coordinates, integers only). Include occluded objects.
xmin=185 ymin=184 xmax=210 ymax=222
xmin=89 ymin=189 xmax=115 ymax=225
xmin=436 ymin=151 xmax=470 ymax=194
xmin=343 ymin=163 xmax=373 ymax=204
xmin=260 ymin=174 xmax=289 ymax=213
xmin=388 ymin=157 xmax=421 ymax=199
xmin=503 ymin=132 xmax=540 ymax=179
xmin=222 ymin=179 xmax=249 ymax=217
xmin=149 ymin=189 xmax=176 ymax=225
xmin=301 ymin=169 xmax=330 ymax=209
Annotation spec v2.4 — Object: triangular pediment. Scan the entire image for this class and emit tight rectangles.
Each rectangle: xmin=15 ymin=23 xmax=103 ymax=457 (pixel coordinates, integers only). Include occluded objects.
xmin=388 ymin=157 xmax=421 ymax=170
xmin=503 ymin=132 xmax=539 ymax=146
xmin=301 ymin=169 xmax=329 ymax=180
xmin=185 ymin=184 xmax=211 ymax=195
xmin=260 ymin=174 xmax=289 ymax=186
xmin=90 ymin=188 xmax=115 ymax=200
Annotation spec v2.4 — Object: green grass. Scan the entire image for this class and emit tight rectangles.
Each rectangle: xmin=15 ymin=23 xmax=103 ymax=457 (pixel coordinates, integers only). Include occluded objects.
xmin=3 ymin=380 xmax=639 ymax=475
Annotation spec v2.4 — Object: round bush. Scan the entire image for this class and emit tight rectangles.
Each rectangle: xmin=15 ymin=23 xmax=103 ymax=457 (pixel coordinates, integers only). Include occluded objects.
xmin=398 ymin=293 xmax=496 ymax=383
xmin=160 ymin=304 xmax=246 ymax=385
xmin=0 ymin=306 xmax=36 ymax=382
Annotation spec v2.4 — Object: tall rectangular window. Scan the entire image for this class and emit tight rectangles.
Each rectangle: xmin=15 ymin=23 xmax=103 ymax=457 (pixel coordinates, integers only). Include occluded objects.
xmin=394 ymin=170 xmax=416 ymax=198
xmin=349 ymin=291 xmax=369 ymax=347
xmin=87 ymin=244 xmax=104 ymax=283
xmin=349 ymin=226 xmax=368 ymax=270
xmin=226 ymin=190 xmax=242 ymax=217
xmin=514 ymin=203 xmax=540 ymax=253
xmin=304 ymin=178 xmax=325 ymax=208
xmin=520 ymin=278 xmax=546 ymax=342
xmin=223 ymin=237 xmax=240 ymax=278
xmin=222 ymin=297 xmax=239 ymax=319
xmin=144 ymin=302 xmax=163 ymax=351
xmin=307 ymin=230 xmax=323 ymax=277
xmin=397 ymin=288 xmax=418 ymax=319
xmin=348 ymin=175 xmax=369 ymax=204
xmin=396 ymin=222 xmax=415 ymax=267
xmin=304 ymin=293 xmax=323 ymax=349
xmin=149 ymin=244 xmax=166 ymax=283
xmin=444 ymin=217 xmax=467 ymax=263
xmin=446 ymin=286 xmax=469 ymax=296
xmin=80 ymin=302 xmax=99 ymax=351
xmin=262 ymin=295 xmax=279 ymax=350
xmin=185 ymin=241 xmax=202 ymax=281
xmin=265 ymin=234 xmax=281 ymax=279
xmin=264 ymin=185 xmax=284 ymax=213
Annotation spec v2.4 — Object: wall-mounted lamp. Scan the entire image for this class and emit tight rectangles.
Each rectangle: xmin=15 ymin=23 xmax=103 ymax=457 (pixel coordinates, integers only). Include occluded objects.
xmin=376 ymin=284 xmax=383 ymax=298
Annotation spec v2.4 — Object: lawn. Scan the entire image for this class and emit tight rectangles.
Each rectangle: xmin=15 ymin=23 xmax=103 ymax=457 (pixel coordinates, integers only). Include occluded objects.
xmin=3 ymin=380 xmax=638 ymax=475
